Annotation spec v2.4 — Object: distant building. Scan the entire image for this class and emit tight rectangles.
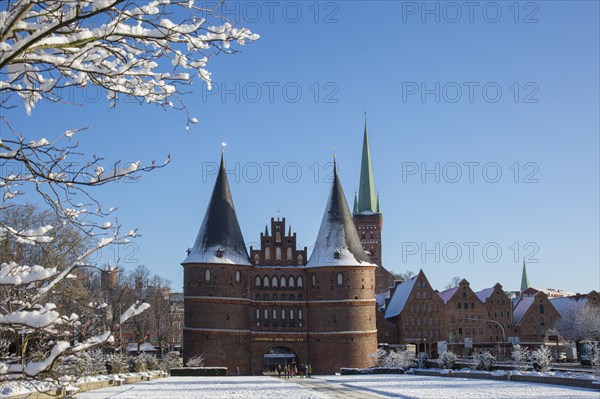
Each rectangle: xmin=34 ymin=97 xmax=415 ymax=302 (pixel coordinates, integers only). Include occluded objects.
xmin=513 ymin=291 xmax=560 ymax=345
xmin=169 ymin=292 xmax=184 ymax=352
xmin=475 ymin=283 xmax=513 ymax=347
xmin=438 ymin=279 xmax=486 ymax=355
xmin=382 ymin=270 xmax=445 ymax=355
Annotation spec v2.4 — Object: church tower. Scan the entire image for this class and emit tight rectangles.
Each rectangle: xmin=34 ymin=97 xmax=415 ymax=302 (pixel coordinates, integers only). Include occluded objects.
xmin=352 ymin=121 xmax=395 ymax=293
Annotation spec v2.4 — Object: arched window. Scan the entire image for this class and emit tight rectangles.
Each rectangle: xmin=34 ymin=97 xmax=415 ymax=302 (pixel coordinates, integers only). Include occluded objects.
xmin=264 ymin=309 xmax=269 ymax=319
xmin=298 ymin=309 xmax=303 ymax=320
xmin=204 ymin=269 xmax=211 ymax=283
xmin=254 ymin=254 xmax=260 ymax=264
xmin=287 ymin=247 xmax=292 ymax=261
xmin=272 ymin=309 xmax=277 ymax=319
xmin=370 ymin=232 xmax=374 ymax=239
xmin=361 ymin=232 xmax=365 ymax=239
xmin=275 ymin=247 xmax=282 ymax=263
xmin=256 ymin=309 xmax=260 ymax=319
xmin=265 ymin=247 xmax=271 ymax=263
xmin=280 ymin=276 xmax=286 ymax=288
xmin=298 ymin=255 xmax=303 ymax=265
xmin=263 ymin=294 xmax=269 ymax=300
xmin=336 ymin=272 xmax=343 ymax=287
xmin=290 ymin=309 xmax=295 ymax=319
xmin=281 ymin=309 xmax=286 ymax=319
xmin=235 ymin=270 xmax=241 ymax=283
xmin=297 ymin=276 xmax=303 ymax=288
xmin=276 ymin=231 xmax=281 ymax=242
xmin=272 ymin=276 xmax=278 ymax=288
xmin=311 ymin=274 xmax=316 ymax=287
xmin=255 ymin=275 xmax=261 ymax=288
xmin=539 ymin=305 xmax=545 ymax=314
xmin=288 ymin=276 xmax=295 ymax=288
xmin=263 ymin=276 xmax=270 ymax=287
xmin=289 ymin=294 xmax=294 ymax=300
xmin=272 ymin=294 xmax=277 ymax=300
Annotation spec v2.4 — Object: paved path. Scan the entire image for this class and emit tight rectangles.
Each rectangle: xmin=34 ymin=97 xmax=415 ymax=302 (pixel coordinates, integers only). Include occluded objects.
xmin=290 ymin=377 xmax=387 ymax=399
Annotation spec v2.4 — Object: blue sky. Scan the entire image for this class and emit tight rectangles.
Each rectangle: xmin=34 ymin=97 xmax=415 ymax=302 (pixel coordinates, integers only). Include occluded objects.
xmin=5 ymin=1 xmax=599 ymax=294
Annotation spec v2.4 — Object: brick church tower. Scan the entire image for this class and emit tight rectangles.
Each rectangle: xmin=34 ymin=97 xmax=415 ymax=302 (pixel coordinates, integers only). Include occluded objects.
xmin=352 ymin=122 xmax=395 ymax=294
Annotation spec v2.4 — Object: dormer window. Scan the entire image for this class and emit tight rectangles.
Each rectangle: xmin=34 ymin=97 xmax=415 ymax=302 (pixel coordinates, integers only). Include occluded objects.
xmin=333 ymin=250 xmax=341 ymax=259
xmin=215 ymin=247 xmax=223 ymax=258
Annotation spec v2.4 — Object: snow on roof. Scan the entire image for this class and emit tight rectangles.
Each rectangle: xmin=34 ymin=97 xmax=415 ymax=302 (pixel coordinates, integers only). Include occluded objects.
xmin=475 ymin=287 xmax=495 ymax=303
xmin=182 ymin=153 xmax=251 ymax=266
xmin=512 ymin=295 xmax=536 ymax=325
xmin=126 ymin=342 xmax=157 ymax=352
xmin=376 ymin=291 xmax=390 ymax=308
xmin=550 ymin=296 xmax=588 ymax=318
xmin=437 ymin=287 xmax=459 ymax=304
xmin=170 ymin=292 xmax=184 ymax=302
xmin=306 ymin=163 xmax=375 ymax=268
xmin=384 ymin=276 xmax=418 ymax=319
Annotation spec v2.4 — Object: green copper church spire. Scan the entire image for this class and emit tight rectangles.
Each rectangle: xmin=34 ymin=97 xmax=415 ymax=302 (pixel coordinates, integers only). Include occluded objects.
xmin=357 ymin=120 xmax=377 ymax=213
xmin=520 ymin=260 xmax=530 ymax=292
xmin=353 ymin=191 xmax=359 ymax=214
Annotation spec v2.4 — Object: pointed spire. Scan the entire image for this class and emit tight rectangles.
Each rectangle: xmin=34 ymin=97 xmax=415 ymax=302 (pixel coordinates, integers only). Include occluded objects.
xmin=264 ymin=223 xmax=269 ymax=236
xmin=376 ymin=192 xmax=381 ymax=213
xmin=357 ymin=121 xmax=377 ymax=213
xmin=183 ymin=148 xmax=250 ymax=265
xmin=288 ymin=225 xmax=292 ymax=236
xmin=307 ymin=157 xmax=373 ymax=267
xmin=353 ymin=191 xmax=359 ymax=214
xmin=520 ymin=260 xmax=530 ymax=292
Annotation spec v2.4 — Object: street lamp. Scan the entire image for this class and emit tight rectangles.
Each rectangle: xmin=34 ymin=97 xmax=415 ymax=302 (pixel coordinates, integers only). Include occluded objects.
xmin=464 ymin=317 xmax=506 ymax=361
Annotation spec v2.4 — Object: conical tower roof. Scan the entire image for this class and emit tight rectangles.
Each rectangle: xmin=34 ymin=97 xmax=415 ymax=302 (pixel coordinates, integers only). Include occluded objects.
xmin=307 ymin=158 xmax=374 ymax=268
xmin=357 ymin=122 xmax=377 ymax=213
xmin=520 ymin=261 xmax=530 ymax=292
xmin=182 ymin=152 xmax=250 ymax=265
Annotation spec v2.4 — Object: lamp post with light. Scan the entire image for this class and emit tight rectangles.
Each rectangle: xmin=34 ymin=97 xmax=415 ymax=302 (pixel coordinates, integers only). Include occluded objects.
xmin=464 ymin=317 xmax=506 ymax=360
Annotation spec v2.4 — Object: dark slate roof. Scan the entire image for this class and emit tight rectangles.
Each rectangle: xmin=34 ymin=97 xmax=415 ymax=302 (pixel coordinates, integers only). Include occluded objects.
xmin=306 ymin=159 xmax=374 ymax=267
xmin=182 ymin=153 xmax=250 ymax=265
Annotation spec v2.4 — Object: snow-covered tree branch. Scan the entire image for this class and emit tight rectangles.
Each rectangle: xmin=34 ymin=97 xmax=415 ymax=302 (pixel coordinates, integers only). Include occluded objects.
xmin=1 ymin=0 xmax=259 ymax=115
xmin=0 ymin=0 xmax=258 ymax=381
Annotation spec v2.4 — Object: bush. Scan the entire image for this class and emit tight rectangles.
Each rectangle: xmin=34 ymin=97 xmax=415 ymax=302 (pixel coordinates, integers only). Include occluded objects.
xmin=583 ymin=342 xmax=600 ymax=377
xmin=106 ymin=353 xmax=129 ymax=374
xmin=437 ymin=351 xmax=458 ymax=369
xmin=472 ymin=351 xmax=495 ymax=371
xmin=160 ymin=351 xmax=183 ymax=372
xmin=511 ymin=345 xmax=530 ymax=372
xmin=340 ymin=367 xmax=405 ymax=375
xmin=74 ymin=349 xmax=107 ymax=377
xmin=417 ymin=352 xmax=428 ymax=368
xmin=186 ymin=354 xmax=205 ymax=367
xmin=531 ymin=346 xmax=552 ymax=372
xmin=132 ymin=353 xmax=159 ymax=372
xmin=370 ymin=348 xmax=415 ymax=369
xmin=170 ymin=367 xmax=227 ymax=376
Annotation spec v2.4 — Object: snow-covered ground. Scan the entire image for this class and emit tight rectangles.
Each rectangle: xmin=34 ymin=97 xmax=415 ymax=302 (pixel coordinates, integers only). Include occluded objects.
xmin=75 ymin=376 xmax=328 ymax=399
xmin=314 ymin=374 xmax=600 ymax=399
xmin=73 ymin=375 xmax=600 ymax=399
